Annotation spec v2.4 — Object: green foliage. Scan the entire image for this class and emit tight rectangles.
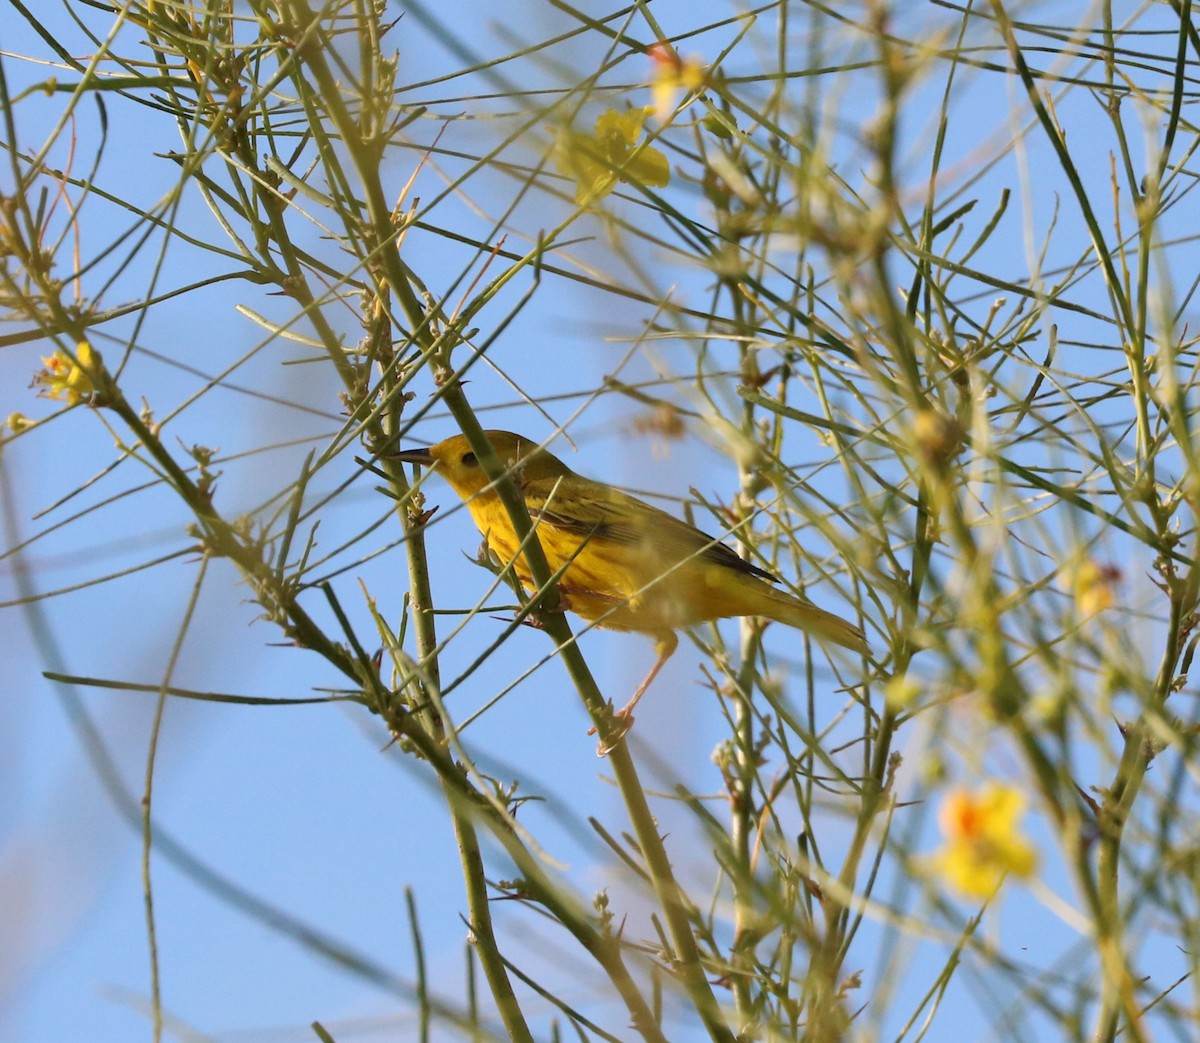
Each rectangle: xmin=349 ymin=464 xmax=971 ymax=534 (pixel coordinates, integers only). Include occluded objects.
xmin=3 ymin=1 xmax=1199 ymax=1040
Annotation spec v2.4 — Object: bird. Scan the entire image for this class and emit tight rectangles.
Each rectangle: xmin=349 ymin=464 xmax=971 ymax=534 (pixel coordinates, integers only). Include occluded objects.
xmin=395 ymin=430 xmax=868 ymax=754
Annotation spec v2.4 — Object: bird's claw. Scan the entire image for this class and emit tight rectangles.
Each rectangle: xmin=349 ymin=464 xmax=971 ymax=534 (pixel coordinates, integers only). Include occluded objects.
xmin=589 ymin=707 xmax=634 ymax=757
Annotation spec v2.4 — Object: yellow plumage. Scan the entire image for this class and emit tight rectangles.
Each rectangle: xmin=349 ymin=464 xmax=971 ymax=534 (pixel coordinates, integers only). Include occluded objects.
xmin=396 ymin=431 xmax=867 ymax=751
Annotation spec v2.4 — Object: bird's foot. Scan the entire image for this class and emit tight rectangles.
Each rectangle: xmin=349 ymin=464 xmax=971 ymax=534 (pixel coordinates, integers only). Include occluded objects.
xmin=492 ymin=612 xmax=547 ymax=631
xmin=589 ymin=705 xmax=634 ymax=757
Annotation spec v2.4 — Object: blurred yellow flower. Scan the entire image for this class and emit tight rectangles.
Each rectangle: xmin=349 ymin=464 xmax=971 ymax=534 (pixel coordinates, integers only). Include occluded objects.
xmin=555 ymin=107 xmax=670 ymax=205
xmin=934 ymin=783 xmax=1037 ymax=899
xmin=912 ymin=408 xmax=964 ymax=467
xmin=1073 ymin=558 xmax=1120 ymax=617
xmin=884 ymin=674 xmax=921 ymax=709
xmin=33 ymin=341 xmax=98 ymax=405
xmin=648 ymin=43 xmax=706 ymax=122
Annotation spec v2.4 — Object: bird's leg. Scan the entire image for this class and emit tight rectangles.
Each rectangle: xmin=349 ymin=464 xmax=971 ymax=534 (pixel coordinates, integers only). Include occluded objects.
xmin=618 ymin=630 xmax=678 ymax=721
xmin=503 ymin=584 xmax=574 ymax=630
xmin=592 ymin=631 xmax=679 ymax=757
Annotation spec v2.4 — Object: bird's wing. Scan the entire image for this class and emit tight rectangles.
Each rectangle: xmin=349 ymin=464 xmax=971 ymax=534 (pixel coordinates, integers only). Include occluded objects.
xmin=523 ymin=478 xmax=778 ymax=583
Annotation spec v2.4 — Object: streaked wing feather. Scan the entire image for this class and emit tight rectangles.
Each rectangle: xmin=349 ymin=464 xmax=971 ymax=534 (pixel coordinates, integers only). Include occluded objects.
xmin=524 ymin=480 xmax=778 ymax=582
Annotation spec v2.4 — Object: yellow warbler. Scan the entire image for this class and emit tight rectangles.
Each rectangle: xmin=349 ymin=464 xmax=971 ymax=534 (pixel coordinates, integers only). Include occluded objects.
xmin=396 ymin=431 xmax=867 ymax=752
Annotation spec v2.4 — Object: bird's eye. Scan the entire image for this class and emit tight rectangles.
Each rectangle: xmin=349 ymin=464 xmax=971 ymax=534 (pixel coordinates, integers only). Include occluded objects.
xmin=460 ymin=451 xmax=477 ymax=467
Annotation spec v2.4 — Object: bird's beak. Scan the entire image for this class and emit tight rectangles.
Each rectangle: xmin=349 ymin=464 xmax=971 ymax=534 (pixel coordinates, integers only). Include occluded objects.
xmin=393 ymin=447 xmax=435 ymax=467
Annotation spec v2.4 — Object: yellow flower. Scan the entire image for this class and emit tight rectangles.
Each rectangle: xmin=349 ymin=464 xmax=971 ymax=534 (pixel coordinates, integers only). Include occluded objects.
xmin=555 ymin=107 xmax=670 ymax=205
xmin=1073 ymin=558 xmax=1119 ymax=617
xmin=33 ymin=341 xmax=98 ymax=405
xmin=884 ymin=674 xmax=921 ymax=709
xmin=933 ymin=783 xmax=1037 ymax=899
xmin=912 ymin=408 xmax=964 ymax=467
xmin=649 ymin=43 xmax=706 ymax=123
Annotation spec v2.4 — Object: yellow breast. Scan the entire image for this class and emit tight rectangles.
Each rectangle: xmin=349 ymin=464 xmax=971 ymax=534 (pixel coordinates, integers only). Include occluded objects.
xmin=466 ymin=493 xmax=715 ymax=634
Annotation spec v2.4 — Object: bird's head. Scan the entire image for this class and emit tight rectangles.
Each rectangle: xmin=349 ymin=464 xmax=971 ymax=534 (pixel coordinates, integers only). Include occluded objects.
xmin=394 ymin=430 xmax=573 ymax=499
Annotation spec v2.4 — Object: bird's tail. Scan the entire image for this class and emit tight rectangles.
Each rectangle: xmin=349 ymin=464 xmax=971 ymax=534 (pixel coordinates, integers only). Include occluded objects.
xmin=760 ymin=587 xmax=869 ymax=654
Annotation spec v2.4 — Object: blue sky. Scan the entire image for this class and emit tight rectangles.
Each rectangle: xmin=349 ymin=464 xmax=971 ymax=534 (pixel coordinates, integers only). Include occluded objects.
xmin=3 ymin=2 xmax=1196 ymax=1040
